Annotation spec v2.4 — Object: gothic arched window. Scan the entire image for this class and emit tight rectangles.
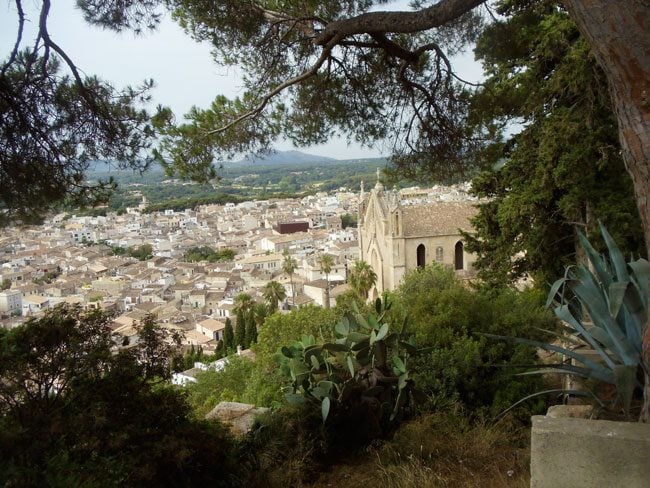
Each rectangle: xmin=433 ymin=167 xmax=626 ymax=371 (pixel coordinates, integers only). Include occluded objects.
xmin=417 ymin=244 xmax=426 ymax=268
xmin=454 ymin=241 xmax=464 ymax=270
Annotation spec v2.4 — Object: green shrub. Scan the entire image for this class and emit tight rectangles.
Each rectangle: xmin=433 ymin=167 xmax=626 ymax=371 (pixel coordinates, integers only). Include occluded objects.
xmin=392 ymin=265 xmax=554 ymax=418
xmin=255 ymin=305 xmax=337 ymax=364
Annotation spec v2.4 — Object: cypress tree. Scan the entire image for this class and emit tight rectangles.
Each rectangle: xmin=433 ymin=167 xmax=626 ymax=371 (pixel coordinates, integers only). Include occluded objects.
xmin=223 ymin=317 xmax=234 ymax=351
xmin=245 ymin=312 xmax=257 ymax=347
xmin=234 ymin=310 xmax=245 ymax=349
xmin=215 ymin=339 xmax=225 ymax=359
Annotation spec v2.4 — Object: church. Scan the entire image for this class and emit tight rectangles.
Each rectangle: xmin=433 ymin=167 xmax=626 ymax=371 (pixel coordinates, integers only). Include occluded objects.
xmin=358 ymin=175 xmax=478 ymax=296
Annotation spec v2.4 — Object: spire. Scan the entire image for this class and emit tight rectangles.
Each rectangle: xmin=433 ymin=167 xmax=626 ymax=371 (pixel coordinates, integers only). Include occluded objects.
xmin=374 ymin=168 xmax=384 ymax=191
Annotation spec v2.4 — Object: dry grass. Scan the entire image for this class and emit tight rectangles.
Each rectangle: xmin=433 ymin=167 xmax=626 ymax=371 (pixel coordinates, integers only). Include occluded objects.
xmin=311 ymin=413 xmax=530 ymax=488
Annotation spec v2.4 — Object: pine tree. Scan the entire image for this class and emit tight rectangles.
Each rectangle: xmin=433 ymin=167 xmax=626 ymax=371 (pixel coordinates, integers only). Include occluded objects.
xmin=223 ymin=318 xmax=234 ymax=351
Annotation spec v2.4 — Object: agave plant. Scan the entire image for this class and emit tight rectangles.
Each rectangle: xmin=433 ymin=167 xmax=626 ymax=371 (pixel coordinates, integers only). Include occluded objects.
xmin=488 ymin=223 xmax=649 ymax=416
xmin=275 ymin=298 xmax=425 ymax=435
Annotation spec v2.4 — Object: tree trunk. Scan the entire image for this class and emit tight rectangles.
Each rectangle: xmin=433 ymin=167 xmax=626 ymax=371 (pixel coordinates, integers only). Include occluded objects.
xmin=324 ymin=273 xmax=331 ymax=309
xmin=564 ymin=0 xmax=650 ymax=420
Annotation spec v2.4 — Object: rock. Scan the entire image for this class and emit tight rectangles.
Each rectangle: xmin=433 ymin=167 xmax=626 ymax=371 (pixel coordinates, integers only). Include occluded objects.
xmin=205 ymin=401 xmax=269 ymax=435
xmin=546 ymin=404 xmax=594 ymax=419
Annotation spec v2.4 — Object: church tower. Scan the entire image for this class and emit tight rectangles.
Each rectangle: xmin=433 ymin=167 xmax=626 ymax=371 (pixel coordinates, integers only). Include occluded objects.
xmin=359 ymin=178 xmax=478 ymax=296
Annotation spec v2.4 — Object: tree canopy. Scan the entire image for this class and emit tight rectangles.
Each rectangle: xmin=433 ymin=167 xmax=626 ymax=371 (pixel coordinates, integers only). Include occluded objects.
xmin=2 ymin=1 xmax=647 ymax=235
xmin=0 ymin=305 xmax=240 ymax=486
xmin=462 ymin=0 xmax=644 ymax=286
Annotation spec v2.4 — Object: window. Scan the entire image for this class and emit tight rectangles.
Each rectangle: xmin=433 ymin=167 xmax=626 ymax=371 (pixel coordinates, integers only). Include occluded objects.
xmin=417 ymin=244 xmax=426 ymax=268
xmin=454 ymin=241 xmax=464 ymax=270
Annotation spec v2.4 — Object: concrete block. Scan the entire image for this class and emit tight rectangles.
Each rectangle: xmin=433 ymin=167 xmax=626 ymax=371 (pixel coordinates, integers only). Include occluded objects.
xmin=531 ymin=415 xmax=650 ymax=488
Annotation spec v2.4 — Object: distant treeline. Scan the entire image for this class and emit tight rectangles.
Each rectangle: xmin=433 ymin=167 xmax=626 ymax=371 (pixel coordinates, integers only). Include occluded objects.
xmin=73 ymin=158 xmax=420 ymax=215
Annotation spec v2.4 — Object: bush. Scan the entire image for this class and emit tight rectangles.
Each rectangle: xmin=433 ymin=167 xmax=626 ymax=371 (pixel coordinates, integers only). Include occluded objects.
xmin=255 ymin=305 xmax=337 ymax=364
xmin=391 ymin=265 xmax=554 ymax=419
xmin=0 ymin=305 xmax=243 ymax=486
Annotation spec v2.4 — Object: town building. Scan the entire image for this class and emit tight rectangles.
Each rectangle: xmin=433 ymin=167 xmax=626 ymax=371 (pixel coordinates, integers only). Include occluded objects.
xmin=358 ymin=176 xmax=478 ymax=297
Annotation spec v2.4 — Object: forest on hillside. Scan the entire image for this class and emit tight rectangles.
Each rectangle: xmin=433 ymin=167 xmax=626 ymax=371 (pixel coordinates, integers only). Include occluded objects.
xmin=81 ymin=158 xmax=389 ymax=214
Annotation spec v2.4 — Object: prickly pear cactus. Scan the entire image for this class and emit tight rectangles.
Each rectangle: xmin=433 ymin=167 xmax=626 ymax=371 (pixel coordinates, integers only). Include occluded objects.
xmin=276 ymin=298 xmax=427 ymax=437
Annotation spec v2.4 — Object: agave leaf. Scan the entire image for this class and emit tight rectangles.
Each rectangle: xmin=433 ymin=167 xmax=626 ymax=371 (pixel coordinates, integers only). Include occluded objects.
xmin=578 ymin=230 xmax=612 ymax=288
xmin=608 ymin=281 xmax=629 ymax=318
xmin=531 ymin=326 xmax=586 ymax=347
xmin=613 ymin=364 xmax=639 ymax=415
xmin=482 ymin=333 xmax=614 ymax=383
xmin=621 ymin=270 xmax=647 ymax=341
xmin=555 ymin=305 xmax=617 ymax=370
xmin=583 ymin=325 xmax=618 ymax=359
xmin=629 ymin=258 xmax=650 ymax=306
xmin=496 ymin=389 xmax=601 ymax=420
xmin=516 ymin=363 xmax=607 ymax=379
xmin=618 ymin=307 xmax=642 ymax=354
xmin=321 ymin=396 xmax=330 ymax=423
xmin=571 ymin=270 xmax=637 ymax=363
xmin=546 ymin=276 xmax=569 ymax=309
xmin=599 ymin=221 xmax=629 ymax=282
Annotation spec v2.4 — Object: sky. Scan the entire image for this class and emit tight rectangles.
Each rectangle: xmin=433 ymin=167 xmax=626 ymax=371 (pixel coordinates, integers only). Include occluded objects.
xmin=0 ymin=1 xmax=483 ymax=160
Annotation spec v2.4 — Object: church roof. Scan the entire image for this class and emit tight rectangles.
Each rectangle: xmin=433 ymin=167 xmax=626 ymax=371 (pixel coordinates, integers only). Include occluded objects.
xmin=401 ymin=202 xmax=477 ymax=237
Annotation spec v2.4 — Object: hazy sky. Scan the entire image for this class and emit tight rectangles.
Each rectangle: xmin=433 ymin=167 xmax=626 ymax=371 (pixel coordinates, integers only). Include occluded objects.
xmin=1 ymin=1 xmax=483 ymax=160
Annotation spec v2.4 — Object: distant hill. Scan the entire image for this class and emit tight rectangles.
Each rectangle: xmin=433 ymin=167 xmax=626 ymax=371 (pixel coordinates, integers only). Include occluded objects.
xmin=232 ymin=150 xmax=338 ymax=165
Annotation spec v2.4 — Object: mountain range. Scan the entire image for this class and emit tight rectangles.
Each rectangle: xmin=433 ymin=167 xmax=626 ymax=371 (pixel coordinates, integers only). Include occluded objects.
xmin=231 ymin=150 xmax=338 ymax=165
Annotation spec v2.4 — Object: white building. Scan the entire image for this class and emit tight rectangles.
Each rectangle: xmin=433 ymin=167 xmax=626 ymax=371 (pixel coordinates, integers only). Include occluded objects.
xmin=0 ymin=290 xmax=22 ymax=314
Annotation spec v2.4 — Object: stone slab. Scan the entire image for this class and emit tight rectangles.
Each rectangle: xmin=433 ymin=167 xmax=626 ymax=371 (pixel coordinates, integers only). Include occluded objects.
xmin=531 ymin=415 xmax=650 ymax=488
xmin=206 ymin=401 xmax=269 ymax=435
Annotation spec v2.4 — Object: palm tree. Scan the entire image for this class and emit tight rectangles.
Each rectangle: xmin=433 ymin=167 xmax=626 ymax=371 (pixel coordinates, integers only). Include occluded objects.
xmin=282 ymin=249 xmax=297 ymax=308
xmin=318 ymin=254 xmax=334 ymax=309
xmin=262 ymin=280 xmax=286 ymax=311
xmin=253 ymin=302 xmax=270 ymax=328
xmin=349 ymin=260 xmax=377 ymax=300
xmin=233 ymin=293 xmax=254 ymax=316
